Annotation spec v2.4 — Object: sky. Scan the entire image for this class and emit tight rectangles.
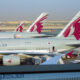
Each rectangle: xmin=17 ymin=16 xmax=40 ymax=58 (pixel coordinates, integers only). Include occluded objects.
xmin=0 ymin=0 xmax=80 ymax=21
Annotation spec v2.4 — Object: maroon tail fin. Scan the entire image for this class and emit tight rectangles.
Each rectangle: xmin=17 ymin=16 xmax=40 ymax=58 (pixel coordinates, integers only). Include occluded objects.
xmin=66 ymin=51 xmax=74 ymax=58
xmin=63 ymin=17 xmax=80 ymax=40
xmin=16 ymin=22 xmax=24 ymax=32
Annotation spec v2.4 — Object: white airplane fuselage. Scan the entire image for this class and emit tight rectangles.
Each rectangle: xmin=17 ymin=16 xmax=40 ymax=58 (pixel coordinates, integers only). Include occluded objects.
xmin=0 ymin=32 xmax=49 ymax=38
xmin=0 ymin=37 xmax=79 ymax=53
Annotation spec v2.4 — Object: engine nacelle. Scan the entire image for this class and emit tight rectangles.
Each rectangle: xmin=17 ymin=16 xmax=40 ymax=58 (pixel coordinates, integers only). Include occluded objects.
xmin=3 ymin=55 xmax=20 ymax=66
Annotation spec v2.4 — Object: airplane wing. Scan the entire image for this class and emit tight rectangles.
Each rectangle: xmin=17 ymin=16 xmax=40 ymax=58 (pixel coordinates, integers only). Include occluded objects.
xmin=66 ymin=42 xmax=80 ymax=48
xmin=40 ymin=54 xmax=65 ymax=65
xmin=40 ymin=51 xmax=74 ymax=65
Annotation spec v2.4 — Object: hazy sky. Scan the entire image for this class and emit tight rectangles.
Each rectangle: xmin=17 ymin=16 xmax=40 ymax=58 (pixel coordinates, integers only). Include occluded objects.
xmin=0 ymin=0 xmax=80 ymax=21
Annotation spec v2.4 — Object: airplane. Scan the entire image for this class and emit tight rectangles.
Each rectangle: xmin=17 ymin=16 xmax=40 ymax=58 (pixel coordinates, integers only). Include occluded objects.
xmin=0 ymin=11 xmax=79 ymax=54
xmin=0 ymin=13 xmax=49 ymax=38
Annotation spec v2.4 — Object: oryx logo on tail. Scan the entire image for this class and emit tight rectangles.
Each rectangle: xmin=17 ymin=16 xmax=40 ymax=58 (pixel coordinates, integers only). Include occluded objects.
xmin=63 ymin=17 xmax=80 ymax=40
xmin=57 ymin=11 xmax=80 ymax=40
xmin=16 ymin=22 xmax=24 ymax=32
xmin=27 ymin=13 xmax=48 ymax=34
